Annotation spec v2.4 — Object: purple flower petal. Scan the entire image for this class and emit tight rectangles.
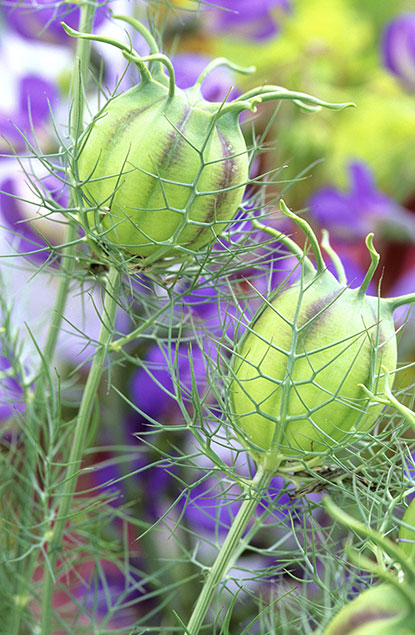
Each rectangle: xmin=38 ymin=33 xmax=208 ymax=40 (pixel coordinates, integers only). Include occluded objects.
xmin=181 ymin=478 xmax=241 ymax=534
xmin=0 ymin=354 xmax=25 ymax=421
xmin=0 ymin=74 xmax=58 ymax=154
xmin=1 ymin=0 xmax=108 ymax=44
xmin=181 ymin=474 xmax=290 ymax=534
xmin=382 ymin=13 xmax=415 ymax=91
xmin=405 ymin=453 xmax=415 ymax=502
xmin=19 ymin=75 xmax=58 ymax=125
xmin=130 ymin=342 xmax=207 ymax=423
xmin=0 ymin=177 xmax=50 ymax=263
xmin=209 ymin=0 xmax=291 ymax=40
xmin=0 ymin=170 xmax=68 ymax=263
xmin=173 ymin=54 xmax=238 ymax=102
xmin=308 ymin=161 xmax=414 ymax=241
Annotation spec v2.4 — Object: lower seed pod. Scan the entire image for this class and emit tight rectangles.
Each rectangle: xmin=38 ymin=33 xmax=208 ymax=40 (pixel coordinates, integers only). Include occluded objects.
xmin=323 ymin=584 xmax=415 ymax=635
xmin=230 ymin=210 xmax=415 ymax=469
xmin=231 ymin=268 xmax=396 ymax=466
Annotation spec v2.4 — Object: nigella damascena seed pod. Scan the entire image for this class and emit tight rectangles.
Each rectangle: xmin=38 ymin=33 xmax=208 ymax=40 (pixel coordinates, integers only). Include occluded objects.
xmin=63 ymin=16 xmax=353 ymax=264
xmin=323 ymin=584 xmax=414 ymax=635
xmin=230 ymin=210 xmax=415 ymax=470
xmin=399 ymin=498 xmax=415 ymax=565
xmin=78 ymin=79 xmax=248 ymax=260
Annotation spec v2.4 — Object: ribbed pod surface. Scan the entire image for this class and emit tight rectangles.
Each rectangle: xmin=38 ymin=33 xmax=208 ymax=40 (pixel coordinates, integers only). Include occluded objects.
xmin=231 ymin=270 xmax=397 ymax=464
xmin=78 ymin=82 xmax=249 ymax=258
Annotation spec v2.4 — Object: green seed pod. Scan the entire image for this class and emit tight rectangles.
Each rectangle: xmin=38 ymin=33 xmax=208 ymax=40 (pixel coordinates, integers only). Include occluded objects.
xmin=63 ymin=16 xmax=353 ymax=264
xmin=399 ymin=498 xmax=415 ymax=565
xmin=230 ymin=208 xmax=415 ymax=469
xmin=323 ymin=584 xmax=415 ymax=635
xmin=78 ymin=79 xmax=249 ymax=260
xmin=322 ymin=497 xmax=415 ymax=634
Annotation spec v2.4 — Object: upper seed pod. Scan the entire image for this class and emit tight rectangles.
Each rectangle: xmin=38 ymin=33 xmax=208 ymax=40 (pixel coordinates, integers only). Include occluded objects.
xmin=230 ymin=203 xmax=415 ymax=470
xmin=63 ymin=15 xmax=353 ymax=266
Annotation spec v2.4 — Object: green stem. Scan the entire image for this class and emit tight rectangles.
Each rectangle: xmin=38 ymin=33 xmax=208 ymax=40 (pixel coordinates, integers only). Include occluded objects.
xmin=8 ymin=5 xmax=96 ymax=634
xmin=359 ymin=366 xmax=415 ymax=431
xmin=40 ymin=265 xmax=121 ymax=633
xmin=31 ymin=0 xmax=96 ymax=384
xmin=122 ymin=51 xmax=175 ymax=99
xmin=234 ymin=85 xmax=355 ymax=108
xmin=185 ymin=466 xmax=272 ymax=634
xmin=324 ymin=496 xmax=415 ymax=584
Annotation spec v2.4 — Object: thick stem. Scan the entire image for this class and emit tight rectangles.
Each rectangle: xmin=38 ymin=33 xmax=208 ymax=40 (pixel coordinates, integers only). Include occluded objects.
xmin=185 ymin=466 xmax=273 ymax=634
xmin=8 ymin=5 xmax=96 ymax=635
xmin=40 ymin=265 xmax=121 ymax=633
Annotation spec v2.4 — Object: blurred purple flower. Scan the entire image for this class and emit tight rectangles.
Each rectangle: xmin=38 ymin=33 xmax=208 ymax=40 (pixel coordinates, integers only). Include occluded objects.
xmin=382 ymin=12 xmax=415 ymax=92
xmin=180 ymin=281 xmax=239 ymax=343
xmin=54 ymin=558 xmax=143 ymax=629
xmin=1 ymin=0 xmax=108 ymax=44
xmin=90 ymin=439 xmax=174 ymax=520
xmin=181 ymin=478 xmax=241 ymax=534
xmin=130 ymin=342 xmax=208 ymax=425
xmin=182 ymin=474 xmax=290 ymax=534
xmin=387 ymin=266 xmax=415 ymax=324
xmin=210 ymin=0 xmax=291 ymax=40
xmin=173 ymin=54 xmax=238 ymax=102
xmin=0 ymin=354 xmax=24 ymax=421
xmin=308 ymin=161 xmax=415 ymax=241
xmin=324 ymin=245 xmax=376 ymax=292
xmin=0 ymin=74 xmax=58 ymax=153
xmin=0 ymin=171 xmax=68 ymax=263
xmin=405 ymin=453 xmax=415 ymax=502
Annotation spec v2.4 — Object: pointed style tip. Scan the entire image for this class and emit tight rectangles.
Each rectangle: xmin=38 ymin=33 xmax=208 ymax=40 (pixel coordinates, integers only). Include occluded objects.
xmin=358 ymin=232 xmax=380 ymax=297
xmin=61 ymin=21 xmax=72 ymax=34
